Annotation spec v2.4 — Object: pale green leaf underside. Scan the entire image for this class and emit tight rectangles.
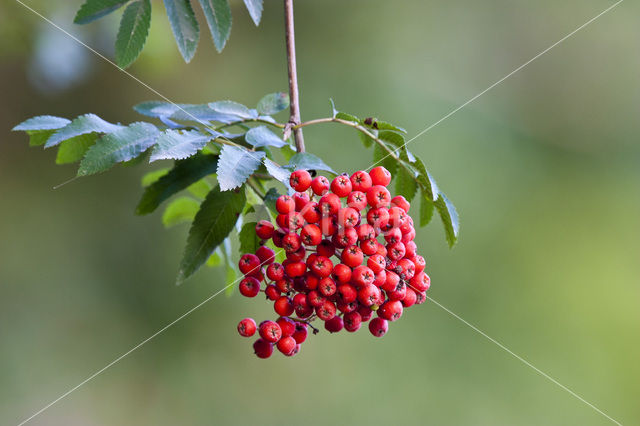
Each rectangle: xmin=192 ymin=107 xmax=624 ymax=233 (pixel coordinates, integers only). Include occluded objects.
xmin=288 ymin=152 xmax=337 ymax=175
xmin=78 ymin=122 xmax=159 ymax=175
xmin=217 ymin=145 xmax=265 ymax=191
xmin=150 ymin=130 xmax=211 ymax=162
xmin=245 ymin=126 xmax=286 ymax=148
xmin=197 ymin=0 xmax=232 ymax=53
xmin=243 ymin=0 xmax=263 ymax=25
xmin=163 ymin=0 xmax=200 ymax=62
xmin=45 ymin=114 xmax=123 ymax=148
xmin=256 ymin=92 xmax=288 ymax=115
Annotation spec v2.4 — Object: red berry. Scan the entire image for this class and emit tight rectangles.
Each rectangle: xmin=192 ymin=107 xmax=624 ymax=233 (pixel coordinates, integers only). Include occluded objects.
xmin=255 ymin=220 xmax=275 ymax=239
xmin=331 ymin=263 xmax=352 ymax=283
xmin=284 ymin=211 xmax=305 ymax=230
xmin=292 ymin=322 xmax=308 ymax=343
xmin=367 ymin=254 xmax=386 ymax=274
xmin=319 ymin=215 xmax=337 ymax=236
xmin=317 ymin=239 xmax=336 ymax=257
xmin=324 ymin=316 xmax=344 ymax=333
xmin=253 ymin=338 xmax=274 ymax=358
xmin=366 ymin=185 xmax=391 ymax=208
xmin=337 ymin=207 xmax=360 ymax=228
xmin=343 ymin=311 xmax=362 ymax=332
xmin=382 ymin=270 xmax=400 ymax=292
xmin=277 ymin=336 xmax=298 ymax=355
xmin=302 ymin=202 xmax=321 ymax=224
xmin=337 ymin=283 xmax=357 ymax=304
xmin=301 ymin=224 xmax=322 ymax=246
xmin=369 ymin=317 xmax=388 ymax=337
xmin=330 ymin=174 xmax=352 ymax=197
xmin=379 ymin=300 xmax=403 ymax=321
xmin=259 ymin=320 xmax=282 ymax=343
xmin=311 ymin=176 xmax=330 ymax=195
xmin=239 ymin=277 xmax=261 ymax=297
xmin=286 ymin=246 xmax=306 ymax=263
xmin=256 ymin=246 xmax=275 ymax=265
xmin=318 ymin=277 xmax=337 ymax=297
xmin=358 ymin=283 xmax=381 ymax=307
xmin=347 ymin=190 xmax=367 ymax=211
xmin=290 ymin=170 xmax=312 ymax=192
xmin=237 ymin=318 xmax=257 ymax=337
xmin=271 ymin=228 xmax=287 ymax=248
xmin=274 ymin=296 xmax=295 ymax=316
xmin=332 ymin=227 xmax=358 ymax=248
xmin=266 ymin=263 xmax=284 ymax=281
xmin=360 ymin=238 xmax=378 ymax=256
xmin=387 ymin=280 xmax=407 ymax=301
xmin=350 ymin=170 xmax=373 ymax=192
xmin=387 ymin=241 xmax=406 ymax=260
xmin=316 ymin=299 xmax=337 ymax=321
xmin=265 ymin=284 xmax=280 ymax=301
xmin=352 ymin=265 xmax=375 ymax=287
xmin=239 ymin=253 xmax=260 ymax=275
xmin=284 ymin=261 xmax=306 ymax=277
xmin=402 ymin=287 xmax=417 ymax=307
xmin=341 ymin=245 xmax=363 ymax=267
xmin=391 ymin=195 xmax=410 ymax=213
xmin=319 ymin=193 xmax=341 ymax=215
xmin=307 ymin=290 xmax=326 ymax=308
xmin=410 ymin=272 xmax=430 ymax=292
xmin=366 ymin=207 xmax=390 ymax=229
xmin=369 ymin=166 xmax=392 ymax=186
xmin=276 ymin=195 xmax=295 ymax=214
xmin=356 ymin=223 xmax=376 ymax=241
xmin=293 ymin=191 xmax=310 ymax=211
xmin=276 ymin=278 xmax=293 ymax=293
xmin=372 ymin=269 xmax=386 ymax=287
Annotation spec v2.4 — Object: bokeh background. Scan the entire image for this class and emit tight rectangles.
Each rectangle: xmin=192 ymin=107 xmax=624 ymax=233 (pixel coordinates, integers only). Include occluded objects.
xmin=1 ymin=0 xmax=639 ymax=424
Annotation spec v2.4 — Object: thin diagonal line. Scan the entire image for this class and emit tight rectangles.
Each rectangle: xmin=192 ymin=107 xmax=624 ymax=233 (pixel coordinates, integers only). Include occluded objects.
xmin=367 ymin=0 xmax=623 ymax=171
xmin=13 ymin=0 xmax=268 ymax=169
xmin=426 ymin=296 xmax=623 ymax=425
xmin=16 ymin=248 xmax=279 ymax=426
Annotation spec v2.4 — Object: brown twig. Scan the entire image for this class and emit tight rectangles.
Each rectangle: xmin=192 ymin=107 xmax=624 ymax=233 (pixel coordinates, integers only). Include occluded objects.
xmin=284 ymin=0 xmax=305 ymax=152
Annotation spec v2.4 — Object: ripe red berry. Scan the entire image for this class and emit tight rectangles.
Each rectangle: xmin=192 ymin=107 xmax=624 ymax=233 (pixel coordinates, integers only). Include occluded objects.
xmin=259 ymin=320 xmax=282 ymax=343
xmin=330 ymin=174 xmax=352 ymax=197
xmin=292 ymin=322 xmax=308 ymax=343
xmin=317 ymin=239 xmax=336 ymax=257
xmin=255 ymin=220 xmax=275 ymax=239
xmin=293 ymin=191 xmax=310 ymax=211
xmin=282 ymin=232 xmax=302 ymax=253
xmin=325 ymin=316 xmax=344 ymax=333
xmin=391 ymin=195 xmax=410 ymax=213
xmin=369 ymin=317 xmax=388 ymax=337
xmin=369 ymin=166 xmax=392 ymax=186
xmin=237 ymin=318 xmax=257 ymax=337
xmin=284 ymin=261 xmax=306 ymax=277
xmin=274 ymin=296 xmax=295 ymax=317
xmin=343 ymin=311 xmax=362 ymax=332
xmin=347 ymin=190 xmax=367 ymax=211
xmin=316 ymin=299 xmax=337 ymax=321
xmin=265 ymin=284 xmax=280 ymax=301
xmin=337 ymin=207 xmax=360 ymax=228
xmin=277 ymin=336 xmax=298 ymax=355
xmin=311 ymin=175 xmax=330 ymax=195
xmin=409 ymin=272 xmax=430 ymax=292
xmin=290 ymin=170 xmax=312 ymax=192
xmin=256 ymin=246 xmax=275 ymax=265
xmin=253 ymin=338 xmax=274 ymax=358
xmin=331 ymin=263 xmax=352 ymax=283
xmin=378 ymin=300 xmax=403 ymax=321
xmin=366 ymin=185 xmax=391 ymax=208
xmin=300 ymin=224 xmax=322 ymax=246
xmin=352 ymin=265 xmax=375 ymax=287
xmin=341 ymin=245 xmax=363 ymax=268
xmin=360 ymin=238 xmax=378 ymax=256
xmin=337 ymin=283 xmax=357 ymax=304
xmin=367 ymin=254 xmax=386 ymax=273
xmin=302 ymin=201 xmax=321 ymax=223
xmin=239 ymin=253 xmax=260 ymax=275
xmin=318 ymin=277 xmax=337 ymax=297
xmin=319 ymin=193 xmax=341 ymax=215
xmin=276 ymin=195 xmax=296 ymax=214
xmin=266 ymin=263 xmax=284 ymax=281
xmin=366 ymin=207 xmax=390 ymax=229
xmin=358 ymin=283 xmax=381 ymax=307
xmin=239 ymin=277 xmax=261 ymax=297
xmin=350 ymin=170 xmax=373 ymax=192
xmin=402 ymin=287 xmax=417 ymax=307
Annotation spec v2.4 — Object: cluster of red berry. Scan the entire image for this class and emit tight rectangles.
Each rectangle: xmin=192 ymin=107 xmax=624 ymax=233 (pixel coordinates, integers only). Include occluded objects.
xmin=236 ymin=166 xmax=430 ymax=358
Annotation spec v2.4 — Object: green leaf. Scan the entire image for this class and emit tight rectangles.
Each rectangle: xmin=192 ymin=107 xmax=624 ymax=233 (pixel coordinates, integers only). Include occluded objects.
xmin=256 ymin=92 xmax=288 ymax=115
xmin=197 ymin=0 xmax=232 ymax=53
xmin=115 ymin=0 xmax=152 ymax=68
xmin=396 ymin=164 xmax=418 ymax=202
xmin=150 ymin=129 xmax=210 ymax=162
xmin=435 ymin=193 xmax=459 ymax=247
xmin=419 ymin=191 xmax=435 ymax=227
xmin=358 ymin=131 xmax=373 ymax=148
xmin=239 ymin=221 xmax=260 ymax=254
xmin=362 ymin=117 xmax=406 ymax=133
xmin=56 ymin=133 xmax=98 ymax=165
xmin=264 ymin=158 xmax=291 ymax=190
xmin=288 ymin=152 xmax=337 ymax=174
xmin=74 ymin=0 xmax=128 ymax=24
xmin=25 ymin=130 xmax=55 ymax=147
xmin=335 ymin=112 xmax=359 ymax=122
xmin=136 ymin=153 xmax=218 ymax=214
xmin=208 ymin=100 xmax=255 ymax=120
xmin=378 ymin=130 xmax=405 ymax=148
xmin=177 ymin=185 xmax=245 ymax=283
xmin=243 ymin=0 xmax=263 ymax=25
xmin=217 ymin=145 xmax=265 ymax=191
xmin=141 ymin=168 xmax=169 ymax=187
xmin=263 ymin=188 xmax=280 ymax=217
xmin=245 ymin=126 xmax=286 ymax=148
xmin=45 ymin=114 xmax=123 ymax=148
xmin=163 ymin=0 xmax=200 ymax=62
xmin=162 ymin=196 xmax=200 ymax=228
xmin=187 ymin=178 xmax=212 ymax=199
xmin=78 ymin=122 xmax=159 ymax=175
xmin=373 ymin=143 xmax=397 ymax=178
xmin=412 ymin=157 xmax=439 ymax=201
xmin=134 ymin=101 xmax=236 ymax=123
xmin=13 ymin=115 xmax=70 ymax=131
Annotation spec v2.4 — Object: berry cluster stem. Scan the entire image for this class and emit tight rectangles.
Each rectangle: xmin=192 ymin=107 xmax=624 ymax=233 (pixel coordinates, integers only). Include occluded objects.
xmin=284 ymin=0 xmax=305 ymax=153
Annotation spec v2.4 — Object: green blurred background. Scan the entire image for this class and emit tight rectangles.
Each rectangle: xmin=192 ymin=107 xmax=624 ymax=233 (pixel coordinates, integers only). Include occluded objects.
xmin=1 ymin=0 xmax=639 ymax=424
